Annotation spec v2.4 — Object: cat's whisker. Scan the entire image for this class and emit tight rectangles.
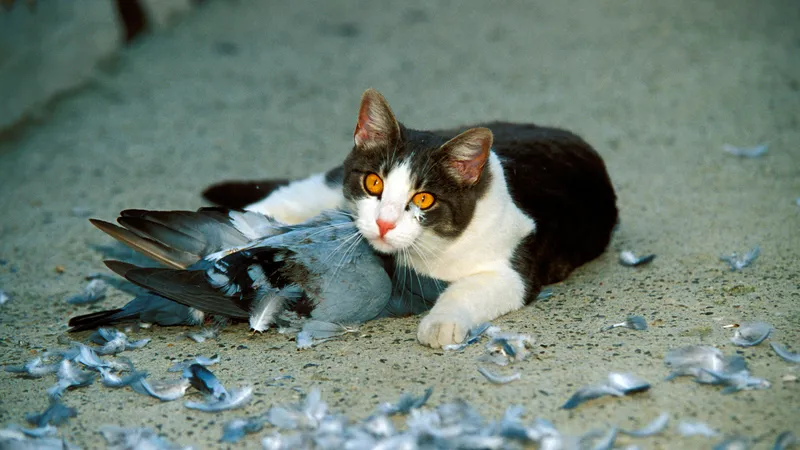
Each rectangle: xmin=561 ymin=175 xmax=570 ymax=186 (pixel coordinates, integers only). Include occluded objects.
xmin=322 ymin=231 xmax=364 ymax=293
xmin=409 ymin=241 xmax=444 ymax=295
xmin=318 ymin=229 xmax=362 ymax=266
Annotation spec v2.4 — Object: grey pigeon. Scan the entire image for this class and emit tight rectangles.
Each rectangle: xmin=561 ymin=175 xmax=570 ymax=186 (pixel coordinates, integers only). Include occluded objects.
xmin=69 ymin=208 xmax=433 ymax=332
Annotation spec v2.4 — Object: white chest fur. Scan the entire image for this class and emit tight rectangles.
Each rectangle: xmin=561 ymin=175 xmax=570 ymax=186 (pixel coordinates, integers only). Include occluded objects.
xmin=407 ymin=152 xmax=536 ymax=281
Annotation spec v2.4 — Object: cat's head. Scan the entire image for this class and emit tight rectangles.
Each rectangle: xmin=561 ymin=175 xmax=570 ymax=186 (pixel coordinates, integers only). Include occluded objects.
xmin=342 ymin=89 xmax=493 ymax=255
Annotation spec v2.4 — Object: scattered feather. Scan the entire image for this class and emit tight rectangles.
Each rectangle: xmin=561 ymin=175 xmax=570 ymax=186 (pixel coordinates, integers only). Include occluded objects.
xmin=0 ymin=289 xmax=9 ymax=305
xmin=774 ymin=431 xmax=797 ymax=450
xmin=25 ymin=399 xmax=77 ymax=427
xmin=377 ymin=387 xmax=433 ymax=415
xmin=168 ymin=354 xmax=220 ymax=372
xmin=183 ymin=327 xmax=220 ymax=343
xmin=89 ymin=328 xmax=150 ymax=355
xmin=619 ymin=251 xmax=656 ymax=267
xmin=131 ymin=377 xmax=190 ymax=402
xmin=602 ymin=315 xmax=647 ymax=331
xmin=4 ymin=423 xmax=58 ymax=438
xmin=66 ymin=279 xmax=108 ymax=304
xmin=677 ymin=420 xmax=718 ymax=437
xmin=562 ymin=373 xmax=650 ymax=409
xmin=183 ymin=364 xmax=228 ymax=400
xmin=697 ymin=368 xmax=771 ymax=393
xmin=536 ymin=288 xmax=553 ymax=301
xmin=301 ymin=320 xmax=358 ymax=339
xmin=100 ymin=425 xmax=186 ymax=450
xmin=664 ymin=345 xmax=731 ymax=382
xmin=4 ymin=357 xmax=60 ymax=378
xmin=478 ymin=329 xmax=535 ymax=365
xmin=723 ymin=143 xmax=768 ymax=158
xmin=99 ymin=367 xmax=147 ymax=388
xmin=185 ymin=386 xmax=253 ymax=412
xmin=249 ymin=288 xmax=285 ymax=332
xmin=443 ymin=322 xmax=491 ymax=351
xmin=221 ymin=416 xmax=266 ymax=443
xmin=720 ymin=246 xmax=760 ymax=271
xmin=619 ymin=412 xmax=669 ymax=437
xmin=477 ymin=367 xmax=521 ymax=384
xmin=730 ymin=322 xmax=772 ymax=347
xmin=713 ymin=436 xmax=750 ymax=450
xmin=46 ymin=360 xmax=96 ymax=398
xmin=770 ymin=342 xmax=800 ymax=364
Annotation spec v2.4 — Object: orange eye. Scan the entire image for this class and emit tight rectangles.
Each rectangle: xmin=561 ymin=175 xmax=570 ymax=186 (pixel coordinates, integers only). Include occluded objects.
xmin=411 ymin=192 xmax=435 ymax=210
xmin=364 ymin=173 xmax=384 ymax=196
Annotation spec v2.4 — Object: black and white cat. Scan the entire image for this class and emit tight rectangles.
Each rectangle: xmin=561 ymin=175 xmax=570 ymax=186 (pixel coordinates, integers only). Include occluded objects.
xmin=204 ymin=89 xmax=618 ymax=348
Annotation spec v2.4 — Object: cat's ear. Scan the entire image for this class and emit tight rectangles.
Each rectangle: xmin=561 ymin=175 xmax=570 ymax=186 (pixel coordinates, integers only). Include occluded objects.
xmin=440 ymin=127 xmax=493 ymax=186
xmin=353 ymin=88 xmax=401 ymax=150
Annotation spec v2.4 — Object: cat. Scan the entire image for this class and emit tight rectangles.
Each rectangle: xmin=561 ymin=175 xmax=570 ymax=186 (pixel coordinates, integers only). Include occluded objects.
xmin=203 ymin=88 xmax=618 ymax=348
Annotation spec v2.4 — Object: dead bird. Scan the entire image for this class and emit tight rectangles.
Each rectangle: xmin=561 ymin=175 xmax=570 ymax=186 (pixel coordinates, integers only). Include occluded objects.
xmin=770 ymin=342 xmax=800 ymax=364
xmin=562 ymin=373 xmax=650 ymax=410
xmin=619 ymin=412 xmax=669 ymax=438
xmin=720 ymin=246 xmax=760 ymax=271
xmin=25 ymin=398 xmax=77 ymax=427
xmin=185 ymin=386 xmax=253 ymax=412
xmin=168 ymin=355 xmax=220 ymax=372
xmin=183 ymin=364 xmax=228 ymax=400
xmin=46 ymin=359 xmax=96 ymax=398
xmin=70 ymin=209 xmax=399 ymax=334
xmin=377 ymin=387 xmax=433 ymax=416
xmin=602 ymin=315 xmax=647 ymax=332
xmin=618 ymin=250 xmax=656 ymax=267
xmin=99 ymin=425 xmax=186 ymax=450
xmin=131 ymin=377 xmax=190 ymax=402
xmin=729 ymin=321 xmax=772 ymax=347
xmin=722 ymin=143 xmax=768 ymax=158
xmin=477 ymin=367 xmax=521 ymax=385
xmin=66 ymin=279 xmax=108 ymax=305
xmin=89 ymin=327 xmax=150 ymax=355
xmin=4 ymin=356 xmax=60 ymax=378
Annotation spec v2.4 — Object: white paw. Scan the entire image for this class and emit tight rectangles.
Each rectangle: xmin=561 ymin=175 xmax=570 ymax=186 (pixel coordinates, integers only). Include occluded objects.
xmin=417 ymin=313 xmax=471 ymax=348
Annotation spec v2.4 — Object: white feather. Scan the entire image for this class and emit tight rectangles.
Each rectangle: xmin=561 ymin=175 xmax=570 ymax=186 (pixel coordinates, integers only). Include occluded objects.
xmin=249 ymin=288 xmax=285 ymax=332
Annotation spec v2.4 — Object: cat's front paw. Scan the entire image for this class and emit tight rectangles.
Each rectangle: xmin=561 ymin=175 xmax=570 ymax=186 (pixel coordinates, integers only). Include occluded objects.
xmin=417 ymin=313 xmax=470 ymax=348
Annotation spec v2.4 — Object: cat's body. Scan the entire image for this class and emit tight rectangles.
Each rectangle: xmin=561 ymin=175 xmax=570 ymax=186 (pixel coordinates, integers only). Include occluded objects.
xmin=204 ymin=89 xmax=618 ymax=347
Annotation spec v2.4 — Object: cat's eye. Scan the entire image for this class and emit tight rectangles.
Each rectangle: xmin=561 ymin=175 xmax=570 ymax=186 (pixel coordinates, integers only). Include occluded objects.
xmin=364 ymin=173 xmax=384 ymax=196
xmin=411 ymin=192 xmax=435 ymax=210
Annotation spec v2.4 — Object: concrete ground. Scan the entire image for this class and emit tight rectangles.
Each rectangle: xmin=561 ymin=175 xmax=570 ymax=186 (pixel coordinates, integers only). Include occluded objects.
xmin=0 ymin=0 xmax=798 ymax=448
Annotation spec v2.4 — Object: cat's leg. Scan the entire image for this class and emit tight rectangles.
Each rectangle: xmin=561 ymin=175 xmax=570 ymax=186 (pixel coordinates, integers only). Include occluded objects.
xmin=204 ymin=167 xmax=345 ymax=225
xmin=417 ymin=264 xmax=527 ymax=348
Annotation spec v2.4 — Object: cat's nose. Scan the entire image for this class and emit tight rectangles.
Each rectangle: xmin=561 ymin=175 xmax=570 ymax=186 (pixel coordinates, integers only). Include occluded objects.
xmin=376 ymin=219 xmax=396 ymax=238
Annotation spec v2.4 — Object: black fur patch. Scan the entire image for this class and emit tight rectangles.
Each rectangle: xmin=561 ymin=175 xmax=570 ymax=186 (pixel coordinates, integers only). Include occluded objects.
xmin=342 ymin=125 xmax=492 ymax=240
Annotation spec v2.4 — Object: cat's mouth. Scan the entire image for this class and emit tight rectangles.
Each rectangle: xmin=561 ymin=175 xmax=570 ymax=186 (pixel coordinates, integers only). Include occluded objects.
xmin=366 ymin=236 xmax=400 ymax=254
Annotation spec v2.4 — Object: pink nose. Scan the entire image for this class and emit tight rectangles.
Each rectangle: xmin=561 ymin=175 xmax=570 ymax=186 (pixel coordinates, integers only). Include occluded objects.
xmin=376 ymin=219 xmax=396 ymax=238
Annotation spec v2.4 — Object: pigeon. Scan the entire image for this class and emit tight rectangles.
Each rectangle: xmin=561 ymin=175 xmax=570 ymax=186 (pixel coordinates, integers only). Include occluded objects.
xmin=68 ymin=208 xmax=430 ymax=333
